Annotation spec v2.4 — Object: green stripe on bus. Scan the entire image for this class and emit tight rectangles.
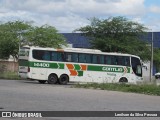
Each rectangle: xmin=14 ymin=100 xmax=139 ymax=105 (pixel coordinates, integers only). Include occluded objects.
xmin=78 ymin=71 xmax=83 ymax=76
xmin=50 ymin=63 xmax=59 ymax=69
xmin=74 ymin=64 xmax=81 ymax=70
xmin=19 ymin=61 xmax=29 ymax=66
xmin=20 ymin=61 xmax=130 ymax=74
xmin=29 ymin=62 xmax=64 ymax=69
xmin=87 ymin=65 xmax=103 ymax=72
xmin=88 ymin=65 xmax=129 ymax=73
xmin=58 ymin=63 xmax=64 ymax=69
xmin=127 ymin=67 xmax=130 ymax=73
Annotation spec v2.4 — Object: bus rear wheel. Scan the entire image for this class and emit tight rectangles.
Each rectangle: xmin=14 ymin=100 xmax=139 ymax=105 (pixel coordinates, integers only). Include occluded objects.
xmin=119 ymin=77 xmax=128 ymax=83
xmin=38 ymin=80 xmax=46 ymax=84
xmin=59 ymin=74 xmax=69 ymax=85
xmin=48 ymin=74 xmax=58 ymax=84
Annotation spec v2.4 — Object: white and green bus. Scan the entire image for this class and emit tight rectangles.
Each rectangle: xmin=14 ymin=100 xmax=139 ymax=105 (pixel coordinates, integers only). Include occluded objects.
xmin=19 ymin=46 xmax=143 ymax=84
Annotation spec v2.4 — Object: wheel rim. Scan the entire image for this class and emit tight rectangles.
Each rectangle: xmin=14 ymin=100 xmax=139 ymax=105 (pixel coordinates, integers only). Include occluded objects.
xmin=50 ymin=76 xmax=56 ymax=82
xmin=61 ymin=77 xmax=66 ymax=82
xmin=120 ymin=77 xmax=127 ymax=82
xmin=48 ymin=75 xmax=57 ymax=84
xmin=59 ymin=75 xmax=68 ymax=84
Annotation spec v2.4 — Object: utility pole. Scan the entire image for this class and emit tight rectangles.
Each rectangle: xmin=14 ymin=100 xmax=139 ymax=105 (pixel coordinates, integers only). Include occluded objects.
xmin=150 ymin=31 xmax=153 ymax=82
xmin=17 ymin=30 xmax=29 ymax=53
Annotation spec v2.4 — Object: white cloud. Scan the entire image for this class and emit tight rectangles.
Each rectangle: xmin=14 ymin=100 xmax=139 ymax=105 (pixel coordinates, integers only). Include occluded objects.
xmin=144 ymin=16 xmax=160 ymax=32
xmin=52 ymin=15 xmax=89 ymax=32
xmin=0 ymin=0 xmax=158 ymax=32
xmin=149 ymin=5 xmax=160 ymax=14
xmin=68 ymin=0 xmax=145 ymax=17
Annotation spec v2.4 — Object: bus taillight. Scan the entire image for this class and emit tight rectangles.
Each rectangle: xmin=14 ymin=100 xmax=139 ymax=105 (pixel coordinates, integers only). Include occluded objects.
xmin=28 ymin=67 xmax=30 ymax=72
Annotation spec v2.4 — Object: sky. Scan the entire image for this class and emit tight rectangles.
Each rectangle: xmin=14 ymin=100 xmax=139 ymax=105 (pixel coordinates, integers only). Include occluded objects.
xmin=0 ymin=0 xmax=160 ymax=32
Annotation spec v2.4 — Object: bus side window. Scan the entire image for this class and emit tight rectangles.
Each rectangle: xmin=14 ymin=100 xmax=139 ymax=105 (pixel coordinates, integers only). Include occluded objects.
xmin=33 ymin=50 xmax=44 ymax=60
xmin=113 ymin=56 xmax=118 ymax=65
xmin=51 ymin=52 xmax=58 ymax=61
xmin=86 ymin=54 xmax=92 ymax=63
xmin=79 ymin=54 xmax=86 ymax=63
xmin=122 ymin=56 xmax=130 ymax=66
xmin=42 ymin=51 xmax=51 ymax=61
xmin=66 ymin=53 xmax=72 ymax=62
xmin=125 ymin=57 xmax=130 ymax=66
xmin=137 ymin=65 xmax=142 ymax=74
xmin=92 ymin=55 xmax=98 ymax=64
xmin=32 ymin=50 xmax=38 ymax=59
xmin=105 ymin=55 xmax=112 ymax=65
xmin=117 ymin=56 xmax=123 ymax=65
xmin=57 ymin=52 xmax=65 ymax=62
xmin=72 ymin=53 xmax=78 ymax=62
xmin=100 ymin=55 xmax=105 ymax=64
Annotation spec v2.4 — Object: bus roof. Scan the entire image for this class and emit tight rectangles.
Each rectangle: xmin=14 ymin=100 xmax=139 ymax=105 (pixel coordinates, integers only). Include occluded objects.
xmin=24 ymin=46 xmax=140 ymax=58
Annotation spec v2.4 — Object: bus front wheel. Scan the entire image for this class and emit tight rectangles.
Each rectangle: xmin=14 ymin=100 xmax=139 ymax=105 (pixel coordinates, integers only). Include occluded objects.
xmin=59 ymin=74 xmax=69 ymax=85
xmin=119 ymin=77 xmax=128 ymax=83
xmin=48 ymin=74 xmax=58 ymax=84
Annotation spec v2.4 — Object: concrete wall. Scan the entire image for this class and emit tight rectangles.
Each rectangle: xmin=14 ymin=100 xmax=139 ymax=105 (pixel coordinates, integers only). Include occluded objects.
xmin=0 ymin=61 xmax=18 ymax=72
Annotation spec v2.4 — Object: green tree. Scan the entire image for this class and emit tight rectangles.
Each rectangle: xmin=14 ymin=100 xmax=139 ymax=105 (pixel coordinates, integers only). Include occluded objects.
xmin=0 ymin=21 xmax=67 ymax=60
xmin=154 ymin=48 xmax=160 ymax=72
xmin=0 ymin=21 xmax=32 ymax=60
xmin=75 ymin=16 xmax=150 ymax=61
xmin=26 ymin=25 xmax=67 ymax=48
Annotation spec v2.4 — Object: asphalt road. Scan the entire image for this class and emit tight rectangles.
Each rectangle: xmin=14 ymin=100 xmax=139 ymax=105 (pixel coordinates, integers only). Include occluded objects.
xmin=0 ymin=80 xmax=160 ymax=120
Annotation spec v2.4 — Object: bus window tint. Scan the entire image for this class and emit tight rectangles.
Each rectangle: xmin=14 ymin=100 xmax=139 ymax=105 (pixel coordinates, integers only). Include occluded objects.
xmin=92 ymin=55 xmax=98 ymax=64
xmin=72 ymin=53 xmax=78 ymax=62
xmin=32 ymin=50 xmax=131 ymax=66
xmin=93 ymin=55 xmax=105 ymax=64
xmin=42 ymin=51 xmax=51 ymax=61
xmin=33 ymin=50 xmax=52 ymax=61
xmin=79 ymin=54 xmax=86 ymax=63
xmin=123 ymin=57 xmax=130 ymax=66
xmin=100 ymin=55 xmax=104 ymax=64
xmin=66 ymin=53 xmax=72 ymax=62
xmin=131 ymin=57 xmax=142 ymax=77
xmin=51 ymin=52 xmax=58 ymax=61
xmin=105 ymin=55 xmax=112 ymax=65
xmin=86 ymin=54 xmax=92 ymax=63
xmin=33 ymin=50 xmax=44 ymax=60
xmin=113 ymin=56 xmax=120 ymax=65
xmin=57 ymin=52 xmax=65 ymax=61
xmin=78 ymin=54 xmax=91 ymax=63
xmin=117 ymin=56 xmax=123 ymax=65
xmin=112 ymin=56 xmax=130 ymax=66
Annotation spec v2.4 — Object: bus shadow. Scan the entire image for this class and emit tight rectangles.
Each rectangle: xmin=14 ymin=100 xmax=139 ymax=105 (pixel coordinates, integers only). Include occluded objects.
xmin=20 ymin=80 xmax=77 ymax=87
xmin=19 ymin=80 xmax=40 ymax=84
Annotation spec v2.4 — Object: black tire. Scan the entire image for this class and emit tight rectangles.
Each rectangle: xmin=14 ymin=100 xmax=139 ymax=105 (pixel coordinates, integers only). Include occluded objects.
xmin=119 ymin=77 xmax=128 ymax=83
xmin=59 ymin=74 xmax=69 ymax=85
xmin=38 ymin=80 xmax=47 ymax=84
xmin=48 ymin=74 xmax=58 ymax=84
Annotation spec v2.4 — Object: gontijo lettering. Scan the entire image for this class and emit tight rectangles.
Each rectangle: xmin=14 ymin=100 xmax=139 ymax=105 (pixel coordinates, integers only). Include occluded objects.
xmin=102 ymin=67 xmax=123 ymax=72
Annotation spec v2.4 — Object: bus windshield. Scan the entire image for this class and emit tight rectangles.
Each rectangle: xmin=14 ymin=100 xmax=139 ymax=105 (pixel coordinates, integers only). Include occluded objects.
xmin=131 ymin=57 xmax=142 ymax=77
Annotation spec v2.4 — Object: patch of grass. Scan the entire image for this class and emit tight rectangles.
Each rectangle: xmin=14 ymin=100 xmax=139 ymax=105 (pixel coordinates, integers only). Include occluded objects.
xmin=0 ymin=72 xmax=21 ymax=80
xmin=74 ymin=83 xmax=160 ymax=96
